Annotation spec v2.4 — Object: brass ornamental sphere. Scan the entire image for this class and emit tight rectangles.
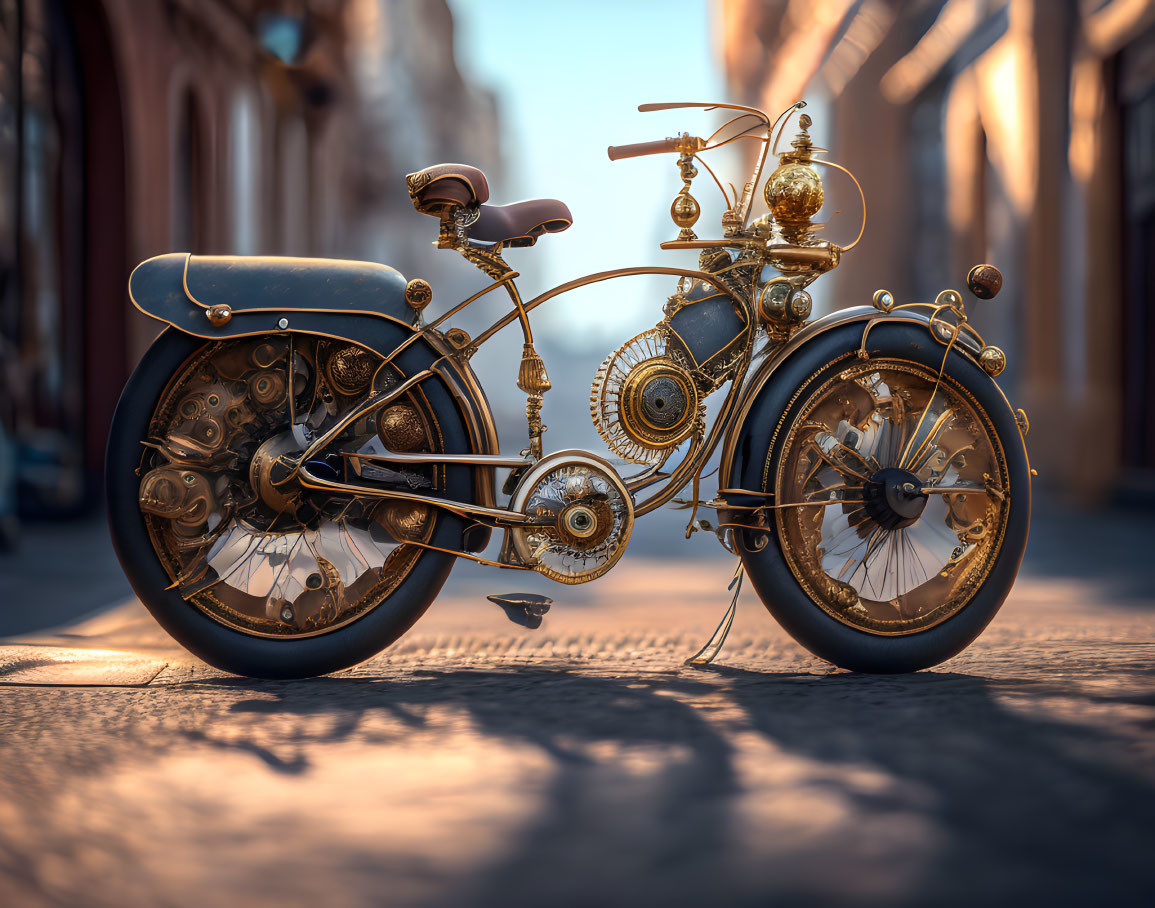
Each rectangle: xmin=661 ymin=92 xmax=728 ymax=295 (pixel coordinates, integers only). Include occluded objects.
xmin=791 ymin=289 xmax=813 ymax=320
xmin=405 ymin=278 xmax=433 ymax=311
xmin=979 ymin=346 xmax=1006 ymax=377
xmin=757 ymin=279 xmax=792 ymax=322
xmin=967 ymin=264 xmax=1003 ymax=300
xmin=375 ymin=501 xmax=430 ymax=543
xmin=378 ymin=404 xmax=426 ymax=451
xmin=671 ymin=192 xmax=701 ymax=230
xmin=764 ymin=162 xmax=824 ymax=225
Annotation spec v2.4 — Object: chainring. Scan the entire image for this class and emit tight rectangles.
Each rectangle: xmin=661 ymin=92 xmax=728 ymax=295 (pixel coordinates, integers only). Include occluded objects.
xmin=509 ymin=451 xmax=633 ymax=584
xmin=590 ymin=328 xmax=700 ymax=465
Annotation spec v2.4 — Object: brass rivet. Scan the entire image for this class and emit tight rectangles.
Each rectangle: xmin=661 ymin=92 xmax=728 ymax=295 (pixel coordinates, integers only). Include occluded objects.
xmin=206 ymin=305 xmax=232 ymax=327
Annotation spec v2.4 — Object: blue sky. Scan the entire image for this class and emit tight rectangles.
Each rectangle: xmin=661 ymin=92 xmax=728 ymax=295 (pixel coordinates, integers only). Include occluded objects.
xmin=447 ymin=0 xmax=729 ymax=351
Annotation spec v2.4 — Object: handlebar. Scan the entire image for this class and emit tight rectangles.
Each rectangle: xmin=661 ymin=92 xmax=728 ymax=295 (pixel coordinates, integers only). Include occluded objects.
xmin=607 ymin=135 xmax=704 ymax=161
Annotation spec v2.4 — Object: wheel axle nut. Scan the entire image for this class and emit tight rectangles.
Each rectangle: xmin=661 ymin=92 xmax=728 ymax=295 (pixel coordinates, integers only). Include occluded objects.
xmin=563 ymin=505 xmax=597 ymax=538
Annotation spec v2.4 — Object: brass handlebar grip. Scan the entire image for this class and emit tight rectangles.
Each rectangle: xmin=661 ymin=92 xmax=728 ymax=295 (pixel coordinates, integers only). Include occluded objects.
xmin=607 ymin=137 xmax=683 ymax=161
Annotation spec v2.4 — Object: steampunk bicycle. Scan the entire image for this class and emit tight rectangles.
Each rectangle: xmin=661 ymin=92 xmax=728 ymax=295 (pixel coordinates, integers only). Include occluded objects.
xmin=107 ymin=101 xmax=1031 ymax=678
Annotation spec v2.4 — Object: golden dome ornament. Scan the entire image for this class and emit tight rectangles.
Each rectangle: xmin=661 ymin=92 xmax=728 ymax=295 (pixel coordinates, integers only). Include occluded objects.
xmin=764 ymin=114 xmax=825 ymax=244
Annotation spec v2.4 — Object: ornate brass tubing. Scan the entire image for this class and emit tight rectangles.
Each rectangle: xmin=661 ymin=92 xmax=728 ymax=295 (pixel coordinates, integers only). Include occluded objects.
xmin=375 ymin=273 xmax=518 ymax=371
xmin=468 ymin=265 xmax=745 ymax=352
xmin=296 ymin=461 xmax=532 ymax=526
xmin=343 ymin=451 xmax=532 ymax=468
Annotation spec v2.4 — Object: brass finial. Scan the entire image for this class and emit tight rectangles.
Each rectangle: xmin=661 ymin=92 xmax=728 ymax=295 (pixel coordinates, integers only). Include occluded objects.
xmin=764 ymin=111 xmax=824 ymax=244
xmin=670 ymin=147 xmax=701 ymax=241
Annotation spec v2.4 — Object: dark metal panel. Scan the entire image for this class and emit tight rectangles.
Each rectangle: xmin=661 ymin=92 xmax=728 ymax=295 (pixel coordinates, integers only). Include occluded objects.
xmin=667 ymin=289 xmax=748 ymax=370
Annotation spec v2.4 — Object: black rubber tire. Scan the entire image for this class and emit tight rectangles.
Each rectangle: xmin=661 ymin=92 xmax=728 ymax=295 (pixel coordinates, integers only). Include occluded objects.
xmin=106 ymin=329 xmax=471 ymax=679
xmin=730 ymin=321 xmax=1030 ymax=673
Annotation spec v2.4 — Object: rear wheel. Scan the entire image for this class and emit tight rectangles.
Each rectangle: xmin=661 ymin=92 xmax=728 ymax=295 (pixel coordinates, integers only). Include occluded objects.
xmin=731 ymin=322 xmax=1030 ymax=672
xmin=106 ymin=330 xmax=467 ymax=679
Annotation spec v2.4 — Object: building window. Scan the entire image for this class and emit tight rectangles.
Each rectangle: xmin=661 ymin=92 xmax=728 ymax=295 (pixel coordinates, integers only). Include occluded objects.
xmin=172 ymin=89 xmax=205 ymax=252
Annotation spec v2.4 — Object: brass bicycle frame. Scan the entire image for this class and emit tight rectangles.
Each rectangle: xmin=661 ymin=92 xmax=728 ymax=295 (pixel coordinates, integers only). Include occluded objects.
xmin=293 ymin=262 xmax=761 ymax=529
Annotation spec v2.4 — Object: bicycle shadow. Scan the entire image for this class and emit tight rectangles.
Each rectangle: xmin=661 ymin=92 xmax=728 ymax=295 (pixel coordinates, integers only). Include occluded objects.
xmin=180 ymin=658 xmax=1155 ymax=907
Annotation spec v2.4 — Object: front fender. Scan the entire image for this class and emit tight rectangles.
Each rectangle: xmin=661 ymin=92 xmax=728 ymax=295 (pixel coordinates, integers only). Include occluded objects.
xmin=719 ymin=305 xmax=986 ymax=492
xmin=128 ymin=253 xmax=499 ymax=541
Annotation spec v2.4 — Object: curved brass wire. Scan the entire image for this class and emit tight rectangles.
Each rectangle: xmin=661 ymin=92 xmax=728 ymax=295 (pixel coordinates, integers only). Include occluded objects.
xmin=705 ymin=111 xmax=766 ymax=145
xmin=639 ymin=101 xmax=771 ymax=123
xmin=701 ymin=132 xmax=769 ymax=153
xmin=693 ymin=153 xmax=737 ymax=207
xmin=812 ymin=159 xmax=867 ymax=251
xmin=771 ymin=102 xmax=806 ymax=156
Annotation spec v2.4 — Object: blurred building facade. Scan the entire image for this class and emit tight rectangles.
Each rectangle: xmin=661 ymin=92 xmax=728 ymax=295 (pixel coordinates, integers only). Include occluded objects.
xmin=0 ymin=0 xmax=499 ymax=521
xmin=722 ymin=0 xmax=1155 ymax=502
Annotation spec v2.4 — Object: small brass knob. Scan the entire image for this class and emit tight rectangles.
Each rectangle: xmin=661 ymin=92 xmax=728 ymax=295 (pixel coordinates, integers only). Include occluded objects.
xmin=206 ymin=305 xmax=232 ymax=327
xmin=967 ymin=264 xmax=1003 ymax=300
xmin=405 ymin=278 xmax=433 ymax=312
xmin=979 ymin=346 xmax=1006 ymax=376
xmin=873 ymin=289 xmax=895 ymax=311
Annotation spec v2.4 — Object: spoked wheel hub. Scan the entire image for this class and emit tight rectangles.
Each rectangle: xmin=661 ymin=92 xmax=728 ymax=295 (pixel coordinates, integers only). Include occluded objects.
xmin=861 ymin=467 xmax=928 ymax=531
xmin=770 ymin=358 xmax=1011 ymax=636
xmin=135 ymin=336 xmax=442 ymax=638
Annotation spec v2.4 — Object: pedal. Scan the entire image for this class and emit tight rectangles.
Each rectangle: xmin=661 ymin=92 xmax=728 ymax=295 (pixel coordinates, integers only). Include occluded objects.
xmin=487 ymin=592 xmax=553 ymax=629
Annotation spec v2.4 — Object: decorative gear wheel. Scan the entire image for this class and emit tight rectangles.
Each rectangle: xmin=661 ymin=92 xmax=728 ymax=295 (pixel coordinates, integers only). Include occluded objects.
xmin=509 ymin=451 xmax=633 ymax=584
xmin=590 ymin=328 xmax=700 ymax=465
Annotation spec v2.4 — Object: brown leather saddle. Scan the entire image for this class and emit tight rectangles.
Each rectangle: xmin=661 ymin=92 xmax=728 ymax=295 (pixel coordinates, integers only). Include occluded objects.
xmin=404 ymin=163 xmax=572 ymax=248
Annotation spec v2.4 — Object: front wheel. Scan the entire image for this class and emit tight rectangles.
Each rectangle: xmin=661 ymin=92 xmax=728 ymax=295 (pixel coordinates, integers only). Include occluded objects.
xmin=730 ymin=321 xmax=1030 ymax=673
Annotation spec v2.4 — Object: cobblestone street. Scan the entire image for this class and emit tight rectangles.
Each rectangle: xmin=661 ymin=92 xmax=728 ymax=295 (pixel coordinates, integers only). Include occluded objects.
xmin=2 ymin=545 xmax=1153 ymax=907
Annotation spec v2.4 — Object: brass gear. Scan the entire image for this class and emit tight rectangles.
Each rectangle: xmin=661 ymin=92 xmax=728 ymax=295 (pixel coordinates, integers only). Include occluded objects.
xmin=618 ymin=357 xmax=699 ymax=449
xmin=510 ymin=451 xmax=633 ymax=584
xmin=590 ymin=328 xmax=700 ymax=465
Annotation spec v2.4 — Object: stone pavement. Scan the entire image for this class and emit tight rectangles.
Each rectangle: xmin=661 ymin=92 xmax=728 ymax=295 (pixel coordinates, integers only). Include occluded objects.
xmin=1 ymin=553 xmax=1153 ymax=908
